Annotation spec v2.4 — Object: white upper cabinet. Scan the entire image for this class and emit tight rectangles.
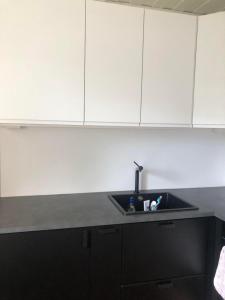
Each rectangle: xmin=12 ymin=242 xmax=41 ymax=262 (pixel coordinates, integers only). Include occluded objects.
xmin=0 ymin=0 xmax=85 ymax=125
xmin=194 ymin=13 xmax=225 ymax=128
xmin=141 ymin=9 xmax=197 ymax=127
xmin=85 ymin=0 xmax=144 ymax=126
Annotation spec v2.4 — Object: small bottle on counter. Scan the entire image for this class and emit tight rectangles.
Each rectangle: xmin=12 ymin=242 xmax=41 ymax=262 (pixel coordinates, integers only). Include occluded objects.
xmin=128 ymin=196 xmax=136 ymax=213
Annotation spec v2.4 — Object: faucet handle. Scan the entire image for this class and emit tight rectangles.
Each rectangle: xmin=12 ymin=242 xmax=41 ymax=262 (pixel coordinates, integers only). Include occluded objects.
xmin=134 ymin=161 xmax=143 ymax=172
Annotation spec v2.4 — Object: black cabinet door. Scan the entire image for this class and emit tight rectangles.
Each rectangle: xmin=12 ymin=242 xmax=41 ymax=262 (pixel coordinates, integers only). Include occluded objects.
xmin=0 ymin=229 xmax=89 ymax=300
xmin=123 ymin=218 xmax=209 ymax=283
xmin=121 ymin=276 xmax=205 ymax=300
xmin=90 ymin=225 xmax=122 ymax=300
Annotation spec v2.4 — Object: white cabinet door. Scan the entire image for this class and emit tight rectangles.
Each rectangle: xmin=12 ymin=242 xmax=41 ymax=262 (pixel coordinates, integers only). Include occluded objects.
xmin=141 ymin=9 xmax=197 ymax=127
xmin=194 ymin=13 xmax=225 ymax=128
xmin=0 ymin=0 xmax=85 ymax=125
xmin=85 ymin=0 xmax=144 ymax=126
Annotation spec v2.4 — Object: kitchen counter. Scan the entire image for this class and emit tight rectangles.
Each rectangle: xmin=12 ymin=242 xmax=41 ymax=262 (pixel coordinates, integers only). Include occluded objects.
xmin=0 ymin=187 xmax=225 ymax=234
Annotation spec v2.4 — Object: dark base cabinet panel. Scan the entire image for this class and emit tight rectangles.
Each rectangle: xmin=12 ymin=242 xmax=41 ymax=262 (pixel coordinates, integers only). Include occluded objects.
xmin=90 ymin=226 xmax=122 ymax=300
xmin=121 ymin=276 xmax=205 ymax=300
xmin=0 ymin=229 xmax=89 ymax=300
xmin=123 ymin=218 xmax=209 ymax=283
xmin=206 ymin=218 xmax=223 ymax=300
xmin=0 ymin=226 xmax=123 ymax=300
xmin=0 ymin=217 xmax=214 ymax=300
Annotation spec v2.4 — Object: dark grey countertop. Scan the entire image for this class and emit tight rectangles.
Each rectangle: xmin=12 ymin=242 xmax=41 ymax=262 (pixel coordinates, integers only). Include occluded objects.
xmin=0 ymin=187 xmax=225 ymax=234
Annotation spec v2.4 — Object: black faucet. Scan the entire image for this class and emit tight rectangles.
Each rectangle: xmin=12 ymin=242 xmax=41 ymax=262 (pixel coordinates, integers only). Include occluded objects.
xmin=134 ymin=161 xmax=143 ymax=194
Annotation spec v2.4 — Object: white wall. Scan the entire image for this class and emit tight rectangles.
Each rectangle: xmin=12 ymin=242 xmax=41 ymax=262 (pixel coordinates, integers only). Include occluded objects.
xmin=0 ymin=127 xmax=225 ymax=197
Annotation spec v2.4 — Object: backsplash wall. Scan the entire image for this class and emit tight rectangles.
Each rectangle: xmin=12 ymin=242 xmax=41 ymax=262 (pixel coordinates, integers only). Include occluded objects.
xmin=0 ymin=127 xmax=225 ymax=197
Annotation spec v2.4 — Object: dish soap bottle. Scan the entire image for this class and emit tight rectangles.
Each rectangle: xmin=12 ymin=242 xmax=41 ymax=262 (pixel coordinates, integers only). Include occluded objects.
xmin=128 ymin=196 xmax=136 ymax=213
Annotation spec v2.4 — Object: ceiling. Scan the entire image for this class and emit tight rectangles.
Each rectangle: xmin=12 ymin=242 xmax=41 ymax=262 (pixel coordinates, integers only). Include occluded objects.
xmin=99 ymin=0 xmax=225 ymax=15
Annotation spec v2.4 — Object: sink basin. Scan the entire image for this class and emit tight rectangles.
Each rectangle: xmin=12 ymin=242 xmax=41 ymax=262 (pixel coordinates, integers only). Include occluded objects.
xmin=109 ymin=192 xmax=198 ymax=215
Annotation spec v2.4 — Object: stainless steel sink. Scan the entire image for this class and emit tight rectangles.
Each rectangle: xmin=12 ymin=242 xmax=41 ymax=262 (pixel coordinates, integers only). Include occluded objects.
xmin=109 ymin=192 xmax=198 ymax=215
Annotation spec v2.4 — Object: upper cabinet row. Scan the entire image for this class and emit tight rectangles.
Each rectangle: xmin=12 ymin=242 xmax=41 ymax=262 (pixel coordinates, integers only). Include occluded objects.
xmin=0 ymin=0 xmax=223 ymax=127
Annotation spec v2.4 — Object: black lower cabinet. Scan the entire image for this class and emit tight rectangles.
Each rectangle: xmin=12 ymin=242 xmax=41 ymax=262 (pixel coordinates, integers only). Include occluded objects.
xmin=0 ymin=225 xmax=122 ymax=300
xmin=0 ymin=217 xmax=216 ymax=300
xmin=121 ymin=276 xmax=205 ymax=300
xmin=206 ymin=218 xmax=224 ymax=300
xmin=0 ymin=229 xmax=89 ymax=300
xmin=90 ymin=226 xmax=122 ymax=300
xmin=123 ymin=218 xmax=209 ymax=283
xmin=214 ymin=220 xmax=225 ymax=300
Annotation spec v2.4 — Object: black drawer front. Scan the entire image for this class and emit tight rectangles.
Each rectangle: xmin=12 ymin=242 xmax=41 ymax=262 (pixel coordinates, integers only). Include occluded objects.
xmin=123 ymin=218 xmax=209 ymax=283
xmin=121 ymin=276 xmax=205 ymax=300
